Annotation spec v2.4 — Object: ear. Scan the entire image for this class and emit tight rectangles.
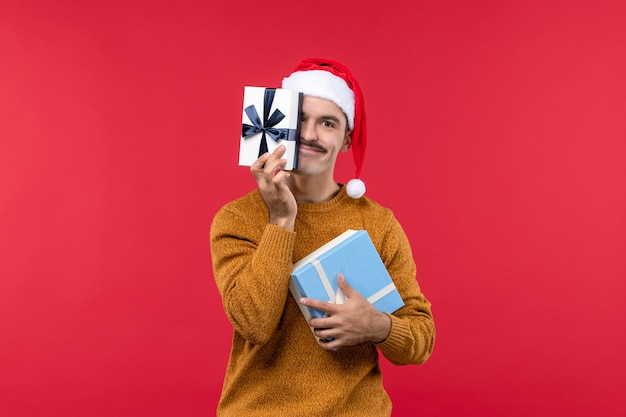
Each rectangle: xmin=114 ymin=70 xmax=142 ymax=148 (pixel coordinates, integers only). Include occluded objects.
xmin=341 ymin=130 xmax=353 ymax=152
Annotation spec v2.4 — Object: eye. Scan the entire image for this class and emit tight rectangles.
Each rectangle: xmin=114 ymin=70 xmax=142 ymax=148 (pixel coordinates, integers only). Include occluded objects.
xmin=322 ymin=120 xmax=334 ymax=128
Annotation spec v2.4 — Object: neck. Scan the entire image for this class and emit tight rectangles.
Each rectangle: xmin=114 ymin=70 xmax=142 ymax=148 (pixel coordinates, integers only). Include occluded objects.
xmin=287 ymin=174 xmax=341 ymax=203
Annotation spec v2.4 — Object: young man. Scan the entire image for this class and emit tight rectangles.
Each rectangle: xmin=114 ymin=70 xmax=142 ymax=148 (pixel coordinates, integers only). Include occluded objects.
xmin=210 ymin=58 xmax=435 ymax=416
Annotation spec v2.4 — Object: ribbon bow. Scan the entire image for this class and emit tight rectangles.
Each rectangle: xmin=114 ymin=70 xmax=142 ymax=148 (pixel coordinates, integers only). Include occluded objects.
xmin=241 ymin=88 xmax=290 ymax=157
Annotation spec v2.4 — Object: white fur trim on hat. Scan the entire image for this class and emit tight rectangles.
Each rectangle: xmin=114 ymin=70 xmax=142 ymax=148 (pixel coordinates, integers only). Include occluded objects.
xmin=282 ymin=70 xmax=355 ymax=129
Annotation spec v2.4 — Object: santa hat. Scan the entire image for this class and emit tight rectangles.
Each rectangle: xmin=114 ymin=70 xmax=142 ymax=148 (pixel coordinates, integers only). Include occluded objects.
xmin=282 ymin=58 xmax=367 ymax=199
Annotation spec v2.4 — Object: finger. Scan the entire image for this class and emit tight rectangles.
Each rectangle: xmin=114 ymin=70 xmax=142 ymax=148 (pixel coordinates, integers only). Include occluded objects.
xmin=271 ymin=170 xmax=290 ymax=183
xmin=262 ymin=145 xmax=286 ymax=167
xmin=313 ymin=327 xmax=332 ymax=338
xmin=318 ymin=336 xmax=341 ymax=351
xmin=337 ymin=274 xmax=356 ymax=299
xmin=250 ymin=152 xmax=270 ymax=172
xmin=269 ymin=162 xmax=288 ymax=177
xmin=300 ymin=297 xmax=338 ymax=315
xmin=309 ymin=316 xmax=333 ymax=330
xmin=272 ymin=144 xmax=287 ymax=158
xmin=263 ymin=155 xmax=288 ymax=176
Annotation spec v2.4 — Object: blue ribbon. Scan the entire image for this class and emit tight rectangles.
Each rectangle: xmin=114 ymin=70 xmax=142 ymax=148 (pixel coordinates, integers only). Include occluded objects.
xmin=242 ymin=88 xmax=293 ymax=157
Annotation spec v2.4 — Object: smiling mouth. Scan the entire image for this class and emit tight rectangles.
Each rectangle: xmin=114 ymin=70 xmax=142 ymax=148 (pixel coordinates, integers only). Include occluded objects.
xmin=299 ymin=141 xmax=326 ymax=153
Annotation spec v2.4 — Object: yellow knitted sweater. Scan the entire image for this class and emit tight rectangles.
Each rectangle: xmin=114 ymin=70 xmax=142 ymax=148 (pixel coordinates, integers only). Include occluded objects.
xmin=210 ymin=185 xmax=435 ymax=417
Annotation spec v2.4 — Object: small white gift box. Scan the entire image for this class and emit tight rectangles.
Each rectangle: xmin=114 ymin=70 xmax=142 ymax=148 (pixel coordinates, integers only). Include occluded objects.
xmin=239 ymin=86 xmax=302 ymax=170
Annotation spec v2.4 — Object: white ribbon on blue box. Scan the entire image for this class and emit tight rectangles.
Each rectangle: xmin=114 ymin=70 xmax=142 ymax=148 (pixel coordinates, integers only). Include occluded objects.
xmin=289 ymin=230 xmax=405 ymax=327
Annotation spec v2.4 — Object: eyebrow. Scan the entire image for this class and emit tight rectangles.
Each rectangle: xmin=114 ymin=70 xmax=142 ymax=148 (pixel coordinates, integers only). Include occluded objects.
xmin=301 ymin=112 xmax=342 ymax=124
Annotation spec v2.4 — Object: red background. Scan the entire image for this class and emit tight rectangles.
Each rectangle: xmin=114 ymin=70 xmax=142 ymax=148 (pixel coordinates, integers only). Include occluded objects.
xmin=1 ymin=1 xmax=625 ymax=416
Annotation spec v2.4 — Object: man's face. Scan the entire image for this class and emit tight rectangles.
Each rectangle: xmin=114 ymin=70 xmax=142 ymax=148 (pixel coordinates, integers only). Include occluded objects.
xmin=294 ymin=96 xmax=352 ymax=178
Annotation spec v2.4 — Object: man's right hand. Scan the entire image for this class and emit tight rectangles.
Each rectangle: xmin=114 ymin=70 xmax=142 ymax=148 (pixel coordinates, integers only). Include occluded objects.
xmin=250 ymin=145 xmax=297 ymax=231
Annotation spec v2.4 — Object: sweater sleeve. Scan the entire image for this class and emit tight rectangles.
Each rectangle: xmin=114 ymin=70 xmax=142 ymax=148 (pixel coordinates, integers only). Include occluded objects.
xmin=374 ymin=216 xmax=435 ymax=365
xmin=210 ymin=202 xmax=296 ymax=346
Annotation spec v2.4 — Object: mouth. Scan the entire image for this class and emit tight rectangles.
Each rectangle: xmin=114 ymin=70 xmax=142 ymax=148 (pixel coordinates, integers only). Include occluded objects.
xmin=299 ymin=141 xmax=327 ymax=153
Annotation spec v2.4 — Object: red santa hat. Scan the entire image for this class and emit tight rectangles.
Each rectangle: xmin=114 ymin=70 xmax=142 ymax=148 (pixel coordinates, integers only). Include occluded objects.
xmin=282 ymin=58 xmax=367 ymax=199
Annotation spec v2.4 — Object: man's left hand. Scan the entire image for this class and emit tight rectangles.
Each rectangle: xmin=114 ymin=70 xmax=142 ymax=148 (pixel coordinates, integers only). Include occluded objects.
xmin=300 ymin=274 xmax=392 ymax=350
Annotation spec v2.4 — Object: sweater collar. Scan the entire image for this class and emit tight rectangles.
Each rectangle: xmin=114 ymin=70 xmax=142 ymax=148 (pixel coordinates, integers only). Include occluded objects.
xmin=296 ymin=184 xmax=351 ymax=213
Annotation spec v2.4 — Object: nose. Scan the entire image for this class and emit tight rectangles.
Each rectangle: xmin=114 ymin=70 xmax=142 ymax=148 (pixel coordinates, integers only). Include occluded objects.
xmin=300 ymin=119 xmax=317 ymax=142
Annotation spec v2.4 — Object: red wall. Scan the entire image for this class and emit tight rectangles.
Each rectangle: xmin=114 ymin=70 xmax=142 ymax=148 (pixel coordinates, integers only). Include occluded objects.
xmin=1 ymin=1 xmax=624 ymax=416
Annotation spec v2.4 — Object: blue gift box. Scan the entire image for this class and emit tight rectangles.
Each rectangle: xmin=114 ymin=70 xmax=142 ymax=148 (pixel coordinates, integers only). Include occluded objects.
xmin=239 ymin=86 xmax=302 ymax=170
xmin=289 ymin=230 xmax=405 ymax=323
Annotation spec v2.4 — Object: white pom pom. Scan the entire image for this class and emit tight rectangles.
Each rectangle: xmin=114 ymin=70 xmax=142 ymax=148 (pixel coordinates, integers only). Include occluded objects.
xmin=346 ymin=178 xmax=366 ymax=199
